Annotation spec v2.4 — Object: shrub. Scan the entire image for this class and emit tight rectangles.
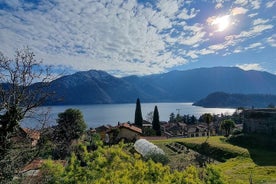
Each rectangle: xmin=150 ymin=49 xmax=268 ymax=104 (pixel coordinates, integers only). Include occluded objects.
xmin=144 ymin=152 xmax=170 ymax=165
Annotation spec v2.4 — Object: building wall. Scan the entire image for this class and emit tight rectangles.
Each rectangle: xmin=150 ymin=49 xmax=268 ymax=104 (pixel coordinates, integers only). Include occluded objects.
xmin=118 ymin=128 xmax=138 ymax=140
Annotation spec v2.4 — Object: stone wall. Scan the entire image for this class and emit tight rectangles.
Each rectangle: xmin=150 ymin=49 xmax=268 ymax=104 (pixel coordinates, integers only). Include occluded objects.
xmin=243 ymin=109 xmax=276 ymax=135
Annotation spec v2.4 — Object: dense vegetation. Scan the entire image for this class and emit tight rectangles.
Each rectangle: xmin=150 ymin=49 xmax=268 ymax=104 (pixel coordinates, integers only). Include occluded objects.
xmin=0 ymin=48 xmax=54 ymax=183
xmin=40 ymin=143 xmax=227 ymax=184
xmin=194 ymin=92 xmax=276 ymax=108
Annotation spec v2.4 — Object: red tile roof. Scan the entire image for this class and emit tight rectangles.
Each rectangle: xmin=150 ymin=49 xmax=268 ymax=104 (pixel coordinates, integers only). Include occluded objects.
xmin=119 ymin=123 xmax=142 ymax=134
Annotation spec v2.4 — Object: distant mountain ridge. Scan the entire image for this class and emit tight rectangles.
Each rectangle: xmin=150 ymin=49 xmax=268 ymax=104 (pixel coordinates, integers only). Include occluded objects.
xmin=43 ymin=67 xmax=276 ymax=105
xmin=193 ymin=92 xmax=276 ymax=108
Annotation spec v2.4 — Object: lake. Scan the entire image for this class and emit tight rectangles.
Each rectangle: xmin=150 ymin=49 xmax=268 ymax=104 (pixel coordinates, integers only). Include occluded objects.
xmin=22 ymin=103 xmax=235 ymax=128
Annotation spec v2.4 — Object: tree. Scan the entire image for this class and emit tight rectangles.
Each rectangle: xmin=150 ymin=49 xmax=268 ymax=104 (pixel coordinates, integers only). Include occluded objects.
xmin=145 ymin=111 xmax=153 ymax=122
xmin=152 ymin=105 xmax=161 ymax=136
xmin=220 ymin=119 xmax=235 ymax=137
xmin=134 ymin=98 xmax=143 ymax=127
xmin=169 ymin=112 xmax=175 ymax=123
xmin=190 ymin=115 xmax=197 ymax=124
xmin=0 ymin=48 xmax=54 ymax=182
xmin=54 ymin=108 xmax=87 ymax=159
xmin=202 ymin=113 xmax=213 ymax=138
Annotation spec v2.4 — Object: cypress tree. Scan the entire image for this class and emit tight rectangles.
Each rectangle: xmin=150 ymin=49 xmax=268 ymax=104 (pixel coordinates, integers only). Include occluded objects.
xmin=134 ymin=98 xmax=143 ymax=127
xmin=152 ymin=105 xmax=161 ymax=136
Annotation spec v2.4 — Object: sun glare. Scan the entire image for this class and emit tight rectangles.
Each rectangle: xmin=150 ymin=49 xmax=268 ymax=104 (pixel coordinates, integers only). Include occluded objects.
xmin=211 ymin=15 xmax=231 ymax=32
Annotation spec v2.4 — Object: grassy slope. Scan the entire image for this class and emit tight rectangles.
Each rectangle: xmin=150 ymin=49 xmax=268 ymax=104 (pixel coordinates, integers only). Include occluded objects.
xmin=152 ymin=136 xmax=276 ymax=184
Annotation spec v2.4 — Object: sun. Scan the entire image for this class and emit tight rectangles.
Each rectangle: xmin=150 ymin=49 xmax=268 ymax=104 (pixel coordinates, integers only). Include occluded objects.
xmin=211 ymin=15 xmax=231 ymax=32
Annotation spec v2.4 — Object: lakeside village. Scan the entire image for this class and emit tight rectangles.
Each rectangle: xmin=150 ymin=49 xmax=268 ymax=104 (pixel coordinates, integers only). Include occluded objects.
xmin=2 ymin=98 xmax=276 ymax=183
xmin=12 ymin=100 xmax=276 ymax=147
xmin=90 ymin=104 xmax=276 ymax=144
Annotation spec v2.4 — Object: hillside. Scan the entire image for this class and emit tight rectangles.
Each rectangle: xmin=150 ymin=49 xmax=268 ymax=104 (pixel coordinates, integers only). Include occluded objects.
xmin=193 ymin=92 xmax=276 ymax=108
xmin=153 ymin=136 xmax=276 ymax=183
xmin=43 ymin=67 xmax=276 ymax=105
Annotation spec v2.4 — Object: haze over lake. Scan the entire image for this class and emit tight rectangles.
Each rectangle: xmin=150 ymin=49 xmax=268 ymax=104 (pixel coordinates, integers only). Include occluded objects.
xmin=22 ymin=103 xmax=235 ymax=128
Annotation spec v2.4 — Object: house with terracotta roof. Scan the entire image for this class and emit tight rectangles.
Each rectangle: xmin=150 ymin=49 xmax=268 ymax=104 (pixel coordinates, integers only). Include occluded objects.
xmin=17 ymin=159 xmax=66 ymax=183
xmin=108 ymin=123 xmax=142 ymax=143
xmin=95 ymin=124 xmax=113 ymax=140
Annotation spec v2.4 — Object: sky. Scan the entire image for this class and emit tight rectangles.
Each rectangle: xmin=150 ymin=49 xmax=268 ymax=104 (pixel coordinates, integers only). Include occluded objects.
xmin=0 ymin=0 xmax=275 ymax=77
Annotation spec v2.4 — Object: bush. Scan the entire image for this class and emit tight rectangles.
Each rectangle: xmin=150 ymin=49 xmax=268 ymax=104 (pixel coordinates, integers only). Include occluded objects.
xmin=144 ymin=152 xmax=170 ymax=165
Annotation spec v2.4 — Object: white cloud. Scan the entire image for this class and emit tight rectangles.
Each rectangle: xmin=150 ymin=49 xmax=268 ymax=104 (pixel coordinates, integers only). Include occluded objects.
xmin=236 ymin=63 xmax=264 ymax=71
xmin=215 ymin=3 xmax=223 ymax=9
xmin=231 ymin=7 xmax=248 ymax=15
xmin=253 ymin=18 xmax=269 ymax=26
xmin=234 ymin=0 xmax=248 ymax=6
xmin=266 ymin=35 xmax=276 ymax=47
xmin=248 ymin=13 xmax=258 ymax=18
xmin=245 ymin=42 xmax=262 ymax=50
xmin=232 ymin=24 xmax=273 ymax=40
xmin=0 ymin=0 xmax=193 ymax=76
xmin=1 ymin=0 xmax=21 ymax=9
xmin=266 ymin=1 xmax=276 ymax=8
xmin=157 ymin=0 xmax=180 ymax=17
xmin=250 ymin=0 xmax=261 ymax=9
xmin=198 ymin=48 xmax=215 ymax=55
xmin=0 ymin=0 xmax=275 ymax=76
xmin=186 ymin=50 xmax=198 ymax=59
xmin=177 ymin=8 xmax=199 ymax=20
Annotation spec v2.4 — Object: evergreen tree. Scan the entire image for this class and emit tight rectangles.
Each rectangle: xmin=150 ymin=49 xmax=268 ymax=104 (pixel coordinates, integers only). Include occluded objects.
xmin=54 ymin=108 xmax=87 ymax=159
xmin=202 ymin=113 xmax=213 ymax=138
xmin=134 ymin=98 xmax=143 ymax=127
xmin=220 ymin=119 xmax=235 ymax=136
xmin=169 ymin=112 xmax=175 ymax=123
xmin=152 ymin=105 xmax=161 ymax=136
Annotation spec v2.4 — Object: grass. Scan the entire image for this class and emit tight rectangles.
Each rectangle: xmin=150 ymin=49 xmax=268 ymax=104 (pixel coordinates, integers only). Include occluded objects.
xmin=152 ymin=136 xmax=276 ymax=183
xmin=216 ymin=157 xmax=276 ymax=183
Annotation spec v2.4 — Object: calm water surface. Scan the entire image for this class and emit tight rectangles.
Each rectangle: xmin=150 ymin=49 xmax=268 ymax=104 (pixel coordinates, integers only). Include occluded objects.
xmin=23 ymin=103 xmax=235 ymax=128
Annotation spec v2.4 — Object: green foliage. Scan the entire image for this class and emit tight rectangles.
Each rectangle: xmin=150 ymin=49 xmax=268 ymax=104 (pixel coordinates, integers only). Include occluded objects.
xmin=56 ymin=108 xmax=87 ymax=140
xmin=142 ymin=127 xmax=156 ymax=136
xmin=53 ymin=108 xmax=87 ymax=159
xmin=169 ymin=112 xmax=175 ymax=123
xmin=220 ymin=119 xmax=235 ymax=137
xmin=41 ymin=143 xmax=227 ymax=184
xmin=0 ymin=48 xmax=55 ymax=183
xmin=218 ymin=157 xmax=276 ymax=183
xmin=40 ymin=159 xmax=65 ymax=184
xmin=204 ymin=165 xmax=227 ymax=184
xmin=134 ymin=98 xmax=143 ymax=127
xmin=202 ymin=113 xmax=213 ymax=137
xmin=144 ymin=152 xmax=170 ymax=165
xmin=201 ymin=113 xmax=213 ymax=124
xmin=152 ymin=105 xmax=161 ymax=136
xmin=152 ymin=136 xmax=276 ymax=183
xmin=153 ymin=137 xmax=249 ymax=162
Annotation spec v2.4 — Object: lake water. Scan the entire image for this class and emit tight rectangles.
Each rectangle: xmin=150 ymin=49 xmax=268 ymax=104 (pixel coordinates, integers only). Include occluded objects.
xmin=22 ymin=103 xmax=235 ymax=128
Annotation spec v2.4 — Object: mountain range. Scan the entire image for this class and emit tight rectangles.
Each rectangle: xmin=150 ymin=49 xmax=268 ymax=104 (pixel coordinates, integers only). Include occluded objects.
xmin=44 ymin=67 xmax=276 ymax=105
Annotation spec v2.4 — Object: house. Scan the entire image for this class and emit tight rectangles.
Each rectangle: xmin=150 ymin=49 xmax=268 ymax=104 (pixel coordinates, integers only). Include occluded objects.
xmin=243 ymin=108 xmax=276 ymax=135
xmin=108 ymin=123 xmax=142 ymax=143
xmin=116 ymin=123 xmax=142 ymax=141
xmin=142 ymin=120 xmax=152 ymax=128
xmin=95 ymin=125 xmax=112 ymax=140
xmin=186 ymin=123 xmax=216 ymax=138
xmin=163 ymin=122 xmax=187 ymax=137
xmin=17 ymin=159 xmax=67 ymax=183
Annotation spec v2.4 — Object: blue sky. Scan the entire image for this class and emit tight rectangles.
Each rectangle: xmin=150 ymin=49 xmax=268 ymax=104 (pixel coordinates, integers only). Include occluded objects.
xmin=0 ymin=0 xmax=275 ymax=76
